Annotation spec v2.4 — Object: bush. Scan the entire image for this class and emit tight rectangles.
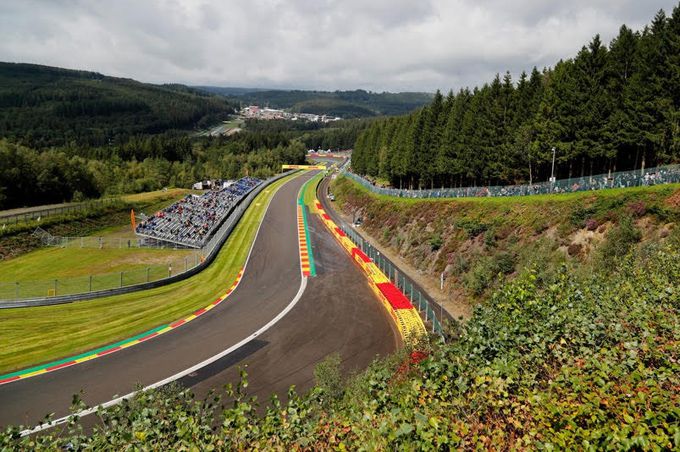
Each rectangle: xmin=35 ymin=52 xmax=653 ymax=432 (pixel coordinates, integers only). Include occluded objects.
xmin=2 ymin=245 xmax=679 ymax=449
xmin=455 ymin=218 xmax=488 ymax=238
xmin=429 ymin=233 xmax=443 ymax=251
xmin=494 ymin=251 xmax=516 ymax=274
xmin=598 ymin=215 xmax=641 ymax=262
xmin=314 ymin=353 xmax=344 ymax=406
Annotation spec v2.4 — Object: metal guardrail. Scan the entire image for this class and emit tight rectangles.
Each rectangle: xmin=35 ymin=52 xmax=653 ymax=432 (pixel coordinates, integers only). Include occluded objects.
xmin=316 ymin=177 xmax=453 ymax=337
xmin=344 ymin=164 xmax=680 ymax=199
xmin=0 ymin=171 xmax=294 ymax=308
xmin=340 ymin=224 xmax=446 ymax=336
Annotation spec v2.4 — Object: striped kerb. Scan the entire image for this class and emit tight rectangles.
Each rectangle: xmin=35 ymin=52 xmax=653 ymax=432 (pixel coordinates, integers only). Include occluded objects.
xmin=313 ymin=198 xmax=426 ymax=341
xmin=0 ymin=268 xmax=245 ymax=386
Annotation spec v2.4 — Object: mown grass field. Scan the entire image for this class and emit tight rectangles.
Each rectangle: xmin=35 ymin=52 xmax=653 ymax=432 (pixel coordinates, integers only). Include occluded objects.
xmin=0 ymin=190 xmax=197 ymax=299
xmin=0 ymin=173 xmax=299 ymax=374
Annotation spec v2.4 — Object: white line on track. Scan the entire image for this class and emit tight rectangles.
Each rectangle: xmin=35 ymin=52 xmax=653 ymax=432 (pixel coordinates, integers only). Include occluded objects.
xmin=21 ymin=173 xmax=309 ymax=437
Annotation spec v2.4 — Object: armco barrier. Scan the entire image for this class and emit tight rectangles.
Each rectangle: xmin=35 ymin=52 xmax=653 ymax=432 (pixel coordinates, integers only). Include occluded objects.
xmin=314 ymin=199 xmax=427 ymax=342
xmin=0 ymin=171 xmax=295 ymax=309
xmin=317 ymin=176 xmax=452 ymax=336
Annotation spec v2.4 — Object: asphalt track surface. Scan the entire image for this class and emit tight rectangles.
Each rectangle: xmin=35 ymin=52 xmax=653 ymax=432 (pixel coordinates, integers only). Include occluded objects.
xmin=0 ymin=171 xmax=398 ymax=428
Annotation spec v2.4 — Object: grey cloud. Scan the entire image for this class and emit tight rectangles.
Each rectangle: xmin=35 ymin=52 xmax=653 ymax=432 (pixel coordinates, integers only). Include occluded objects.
xmin=0 ymin=0 xmax=677 ymax=92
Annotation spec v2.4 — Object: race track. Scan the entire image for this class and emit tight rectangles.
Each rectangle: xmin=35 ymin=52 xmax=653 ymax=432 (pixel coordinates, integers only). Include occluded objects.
xmin=0 ymin=171 xmax=398 ymax=428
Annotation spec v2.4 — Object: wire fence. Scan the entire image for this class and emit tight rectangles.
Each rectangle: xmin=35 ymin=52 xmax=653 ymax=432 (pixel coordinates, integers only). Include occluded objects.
xmin=0 ymin=252 xmax=202 ymax=300
xmin=0 ymin=172 xmax=289 ymax=302
xmin=338 ymin=223 xmax=445 ymax=337
xmin=33 ymin=229 xmax=193 ymax=250
xmin=344 ymin=164 xmax=680 ymax=199
xmin=0 ymin=198 xmax=121 ymax=226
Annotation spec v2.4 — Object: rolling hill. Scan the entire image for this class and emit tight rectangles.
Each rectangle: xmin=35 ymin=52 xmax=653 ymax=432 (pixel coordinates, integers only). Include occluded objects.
xmin=0 ymin=62 xmax=236 ymax=149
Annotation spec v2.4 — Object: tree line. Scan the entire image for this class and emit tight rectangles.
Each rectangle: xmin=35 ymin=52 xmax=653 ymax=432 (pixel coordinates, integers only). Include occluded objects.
xmin=0 ymin=133 xmax=306 ymax=210
xmin=351 ymin=7 xmax=680 ymax=189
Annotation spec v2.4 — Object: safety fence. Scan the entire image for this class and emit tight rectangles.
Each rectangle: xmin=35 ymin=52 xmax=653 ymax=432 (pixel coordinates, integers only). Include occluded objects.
xmin=0 ymin=171 xmax=293 ymax=304
xmin=344 ymin=164 xmax=680 ymax=199
xmin=339 ymin=224 xmax=445 ymax=337
xmin=32 ymin=229 xmax=193 ymax=250
xmin=0 ymin=252 xmax=201 ymax=300
xmin=0 ymin=198 xmax=122 ymax=226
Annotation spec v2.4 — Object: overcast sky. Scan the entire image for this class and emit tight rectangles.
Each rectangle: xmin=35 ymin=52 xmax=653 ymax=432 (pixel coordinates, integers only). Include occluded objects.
xmin=1 ymin=0 xmax=677 ymax=92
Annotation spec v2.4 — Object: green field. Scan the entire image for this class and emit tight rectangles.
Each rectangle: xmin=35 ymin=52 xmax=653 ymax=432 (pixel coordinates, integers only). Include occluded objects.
xmin=0 ymin=189 xmax=199 ymax=300
xmin=0 ymin=245 xmax=195 ymax=300
xmin=0 ymin=172 xmax=299 ymax=374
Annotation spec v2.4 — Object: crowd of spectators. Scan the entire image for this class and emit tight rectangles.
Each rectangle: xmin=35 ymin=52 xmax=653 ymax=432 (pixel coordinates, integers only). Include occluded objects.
xmin=347 ymin=165 xmax=680 ymax=199
xmin=136 ymin=177 xmax=261 ymax=248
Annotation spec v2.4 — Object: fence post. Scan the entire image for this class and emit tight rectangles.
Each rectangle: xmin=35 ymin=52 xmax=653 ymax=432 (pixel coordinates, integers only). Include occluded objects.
xmin=54 ymin=279 xmax=58 ymax=296
xmin=184 ymin=257 xmax=188 ymax=272
xmin=89 ymin=275 xmax=93 ymax=292
xmin=15 ymin=282 xmax=19 ymax=299
xmin=120 ymin=272 xmax=123 ymax=288
xmin=146 ymin=267 xmax=150 ymax=282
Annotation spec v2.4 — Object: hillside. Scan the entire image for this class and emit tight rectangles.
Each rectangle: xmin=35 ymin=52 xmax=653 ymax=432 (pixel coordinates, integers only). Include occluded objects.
xmin=0 ymin=62 xmax=235 ymax=149
xmin=331 ymin=176 xmax=680 ymax=317
xmin=196 ymin=87 xmax=433 ymax=118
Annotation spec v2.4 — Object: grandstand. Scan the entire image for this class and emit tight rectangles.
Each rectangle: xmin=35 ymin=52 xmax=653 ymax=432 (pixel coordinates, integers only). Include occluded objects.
xmin=135 ymin=177 xmax=261 ymax=248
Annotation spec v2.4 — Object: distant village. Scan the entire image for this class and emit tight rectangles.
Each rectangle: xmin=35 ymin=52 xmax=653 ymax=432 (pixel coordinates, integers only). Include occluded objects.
xmin=240 ymin=105 xmax=342 ymax=123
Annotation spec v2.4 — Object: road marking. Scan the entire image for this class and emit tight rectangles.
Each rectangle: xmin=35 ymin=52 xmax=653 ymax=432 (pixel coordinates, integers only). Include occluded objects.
xmin=21 ymin=277 xmax=308 ymax=437
xmin=18 ymin=173 xmax=307 ymax=436
xmin=0 ymin=174 xmax=298 ymax=387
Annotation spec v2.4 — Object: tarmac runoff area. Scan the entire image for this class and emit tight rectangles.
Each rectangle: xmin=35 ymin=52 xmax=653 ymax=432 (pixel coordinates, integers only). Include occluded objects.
xmin=0 ymin=170 xmax=398 ymax=430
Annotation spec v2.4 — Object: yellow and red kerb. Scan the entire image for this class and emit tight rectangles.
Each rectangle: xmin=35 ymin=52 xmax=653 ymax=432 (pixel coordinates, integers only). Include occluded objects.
xmin=297 ymin=204 xmax=312 ymax=277
xmin=313 ymin=200 xmax=426 ymax=342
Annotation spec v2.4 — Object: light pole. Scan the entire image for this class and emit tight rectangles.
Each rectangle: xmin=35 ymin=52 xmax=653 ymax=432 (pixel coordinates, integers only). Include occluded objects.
xmin=550 ymin=147 xmax=557 ymax=191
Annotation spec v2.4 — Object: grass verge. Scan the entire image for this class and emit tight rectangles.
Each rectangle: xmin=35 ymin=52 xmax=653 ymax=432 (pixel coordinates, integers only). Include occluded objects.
xmin=0 ymin=173 xmax=299 ymax=374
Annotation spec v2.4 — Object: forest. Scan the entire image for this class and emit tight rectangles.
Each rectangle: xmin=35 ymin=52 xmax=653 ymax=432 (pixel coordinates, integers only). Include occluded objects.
xmin=0 ymin=132 xmax=306 ymax=209
xmin=351 ymin=8 xmax=680 ymax=189
xmin=0 ymin=63 xmax=235 ymax=150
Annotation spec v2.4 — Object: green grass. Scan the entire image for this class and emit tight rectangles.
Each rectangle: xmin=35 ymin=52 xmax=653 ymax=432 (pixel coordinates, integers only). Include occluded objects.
xmin=348 ymin=176 xmax=680 ymax=206
xmin=0 ymin=247 xmax=195 ymax=300
xmin=0 ymin=189 xmax=198 ymax=299
xmin=0 ymin=173 xmax=299 ymax=374
xmin=302 ymin=172 xmax=325 ymax=208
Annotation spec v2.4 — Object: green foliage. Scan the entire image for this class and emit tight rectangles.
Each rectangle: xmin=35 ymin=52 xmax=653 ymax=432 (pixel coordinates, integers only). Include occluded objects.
xmin=598 ymin=215 xmax=642 ymax=262
xmin=463 ymin=252 xmax=515 ymax=296
xmin=455 ymin=218 xmax=488 ymax=238
xmin=0 ymin=62 xmax=234 ymax=149
xmin=314 ymin=353 xmax=345 ymax=406
xmin=2 ymin=244 xmax=678 ymax=449
xmin=201 ymin=87 xmax=433 ymax=118
xmin=428 ymin=233 xmax=443 ymax=251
